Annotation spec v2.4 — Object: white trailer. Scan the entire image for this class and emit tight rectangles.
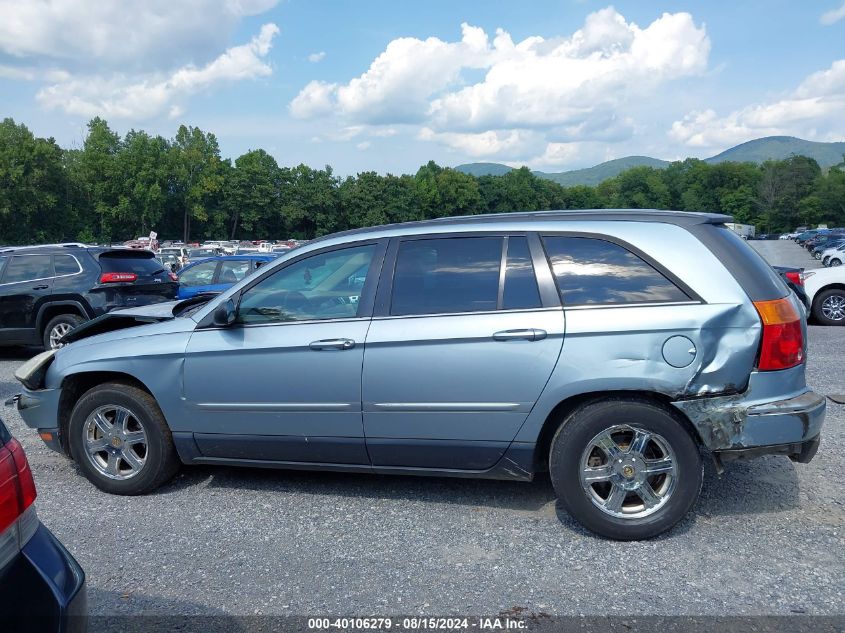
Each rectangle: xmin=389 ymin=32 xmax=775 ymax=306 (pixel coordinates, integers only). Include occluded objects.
xmin=725 ymin=223 xmax=756 ymax=239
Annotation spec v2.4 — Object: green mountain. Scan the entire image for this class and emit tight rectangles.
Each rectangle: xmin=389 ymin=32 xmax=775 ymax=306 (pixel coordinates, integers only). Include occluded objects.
xmin=704 ymin=136 xmax=845 ymax=167
xmin=535 ymin=156 xmax=670 ymax=186
xmin=452 ymin=162 xmax=515 ymax=177
xmin=455 ymin=136 xmax=845 ymax=186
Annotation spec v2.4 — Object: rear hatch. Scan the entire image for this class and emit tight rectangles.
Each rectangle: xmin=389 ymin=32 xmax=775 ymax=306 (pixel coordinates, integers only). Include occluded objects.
xmin=93 ymin=250 xmax=178 ymax=310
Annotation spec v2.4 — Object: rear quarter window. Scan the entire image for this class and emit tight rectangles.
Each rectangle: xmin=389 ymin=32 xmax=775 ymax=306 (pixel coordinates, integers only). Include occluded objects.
xmin=686 ymin=224 xmax=789 ymax=301
xmin=541 ymin=236 xmax=690 ymax=306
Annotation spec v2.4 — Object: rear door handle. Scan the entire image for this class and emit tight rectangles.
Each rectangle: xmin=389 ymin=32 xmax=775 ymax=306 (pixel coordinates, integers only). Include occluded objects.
xmin=309 ymin=338 xmax=356 ymax=351
xmin=492 ymin=329 xmax=547 ymax=342
xmin=32 ymin=285 xmax=49 ymax=290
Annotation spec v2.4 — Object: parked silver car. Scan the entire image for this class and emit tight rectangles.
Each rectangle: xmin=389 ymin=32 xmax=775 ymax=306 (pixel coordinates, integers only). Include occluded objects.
xmin=12 ymin=210 xmax=826 ymax=540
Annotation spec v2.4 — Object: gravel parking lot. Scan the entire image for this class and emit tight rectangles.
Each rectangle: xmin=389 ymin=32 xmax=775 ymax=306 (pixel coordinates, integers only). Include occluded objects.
xmin=0 ymin=240 xmax=842 ymax=621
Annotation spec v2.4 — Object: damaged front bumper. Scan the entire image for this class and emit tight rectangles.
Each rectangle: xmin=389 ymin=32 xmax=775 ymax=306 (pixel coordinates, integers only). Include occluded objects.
xmin=671 ymin=367 xmax=826 ymax=462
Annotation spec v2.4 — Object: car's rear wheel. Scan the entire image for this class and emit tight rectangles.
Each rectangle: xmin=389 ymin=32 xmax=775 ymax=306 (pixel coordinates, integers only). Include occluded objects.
xmin=549 ymin=398 xmax=702 ymax=540
xmin=813 ymin=288 xmax=845 ymax=326
xmin=830 ymin=258 xmax=842 ymax=267
xmin=43 ymin=314 xmax=85 ymax=349
xmin=68 ymin=382 xmax=180 ymax=494
xmin=814 ymin=252 xmax=822 ymax=259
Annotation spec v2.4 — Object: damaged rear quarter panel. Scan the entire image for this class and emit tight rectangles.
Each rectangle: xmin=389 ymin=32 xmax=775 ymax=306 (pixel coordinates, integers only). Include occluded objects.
xmin=514 ymin=221 xmax=764 ymax=446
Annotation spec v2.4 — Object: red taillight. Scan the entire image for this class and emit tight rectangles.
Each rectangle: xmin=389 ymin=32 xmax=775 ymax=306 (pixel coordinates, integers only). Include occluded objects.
xmin=753 ymin=298 xmax=804 ymax=371
xmin=784 ymin=271 xmax=803 ymax=286
xmin=169 ymin=272 xmax=178 ymax=282
xmin=99 ymin=272 xmax=138 ymax=283
xmin=0 ymin=439 xmax=37 ymax=534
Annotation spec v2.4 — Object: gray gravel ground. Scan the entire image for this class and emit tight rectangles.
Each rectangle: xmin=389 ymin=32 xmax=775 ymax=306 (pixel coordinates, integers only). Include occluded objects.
xmin=0 ymin=240 xmax=843 ymax=619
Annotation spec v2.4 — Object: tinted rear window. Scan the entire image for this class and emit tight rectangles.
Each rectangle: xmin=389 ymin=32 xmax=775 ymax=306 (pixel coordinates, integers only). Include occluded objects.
xmin=542 ymin=236 xmax=689 ymax=306
xmin=391 ymin=237 xmax=502 ymax=316
xmin=98 ymin=252 xmax=164 ymax=275
xmin=687 ymin=224 xmax=788 ymax=301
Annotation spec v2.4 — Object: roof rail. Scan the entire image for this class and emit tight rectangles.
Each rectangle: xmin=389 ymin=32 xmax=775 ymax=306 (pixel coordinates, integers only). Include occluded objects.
xmin=0 ymin=242 xmax=89 ymax=253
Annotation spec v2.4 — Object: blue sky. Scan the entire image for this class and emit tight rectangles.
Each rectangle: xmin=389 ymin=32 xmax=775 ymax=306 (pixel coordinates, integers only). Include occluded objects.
xmin=1 ymin=1 xmax=844 ymax=175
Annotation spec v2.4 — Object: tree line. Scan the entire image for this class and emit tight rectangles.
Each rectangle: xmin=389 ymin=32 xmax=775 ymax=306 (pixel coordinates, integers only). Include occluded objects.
xmin=1 ymin=116 xmax=844 ymax=246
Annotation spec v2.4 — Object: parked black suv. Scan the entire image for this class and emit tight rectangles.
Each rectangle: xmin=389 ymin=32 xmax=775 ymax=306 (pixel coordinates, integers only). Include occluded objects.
xmin=0 ymin=244 xmax=178 ymax=349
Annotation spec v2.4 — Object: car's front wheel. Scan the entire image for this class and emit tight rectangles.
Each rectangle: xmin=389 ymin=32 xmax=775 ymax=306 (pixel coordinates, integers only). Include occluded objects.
xmin=68 ymin=382 xmax=180 ymax=494
xmin=549 ymin=398 xmax=702 ymax=540
xmin=830 ymin=258 xmax=842 ymax=267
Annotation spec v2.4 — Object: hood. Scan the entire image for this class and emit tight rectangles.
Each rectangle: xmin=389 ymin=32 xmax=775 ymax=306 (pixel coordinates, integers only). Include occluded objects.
xmin=61 ymin=296 xmax=211 ymax=344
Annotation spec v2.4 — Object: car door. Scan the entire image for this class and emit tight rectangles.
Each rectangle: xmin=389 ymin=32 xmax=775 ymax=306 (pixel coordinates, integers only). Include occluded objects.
xmin=181 ymin=240 xmax=386 ymax=464
xmin=0 ymin=254 xmax=55 ymax=344
xmin=362 ymin=234 xmax=565 ymax=470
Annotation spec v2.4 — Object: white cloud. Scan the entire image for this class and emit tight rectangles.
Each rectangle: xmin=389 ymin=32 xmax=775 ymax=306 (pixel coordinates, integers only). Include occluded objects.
xmin=307 ymin=51 xmax=326 ymax=63
xmin=417 ymin=128 xmax=542 ymax=158
xmin=289 ymin=80 xmax=338 ymax=118
xmin=36 ymin=24 xmax=280 ymax=120
xmin=290 ymin=7 xmax=710 ymax=161
xmin=290 ymin=23 xmax=496 ymax=122
xmin=670 ymin=59 xmax=845 ymax=149
xmin=356 ymin=141 xmax=372 ymax=150
xmin=820 ymin=2 xmax=845 ymax=25
xmin=0 ymin=0 xmax=279 ymax=68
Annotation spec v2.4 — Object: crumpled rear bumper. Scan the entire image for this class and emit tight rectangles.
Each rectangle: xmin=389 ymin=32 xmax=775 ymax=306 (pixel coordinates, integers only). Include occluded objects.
xmin=671 ymin=367 xmax=826 ymax=460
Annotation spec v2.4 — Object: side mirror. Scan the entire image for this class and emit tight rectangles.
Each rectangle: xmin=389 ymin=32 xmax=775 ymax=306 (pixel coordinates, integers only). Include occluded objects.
xmin=212 ymin=299 xmax=237 ymax=327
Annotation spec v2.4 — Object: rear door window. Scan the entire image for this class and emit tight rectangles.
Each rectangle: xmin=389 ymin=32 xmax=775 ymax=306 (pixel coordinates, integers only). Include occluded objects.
xmin=391 ymin=237 xmax=502 ymax=316
xmin=2 ymin=255 xmax=53 ymax=283
xmin=541 ymin=236 xmax=689 ymax=306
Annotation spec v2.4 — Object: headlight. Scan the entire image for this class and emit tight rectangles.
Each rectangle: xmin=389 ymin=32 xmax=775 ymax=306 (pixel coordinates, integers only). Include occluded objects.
xmin=13 ymin=350 xmax=56 ymax=390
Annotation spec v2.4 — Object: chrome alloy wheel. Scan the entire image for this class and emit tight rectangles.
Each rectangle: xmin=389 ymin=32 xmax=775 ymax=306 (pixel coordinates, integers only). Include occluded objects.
xmin=49 ymin=322 xmax=73 ymax=349
xmin=579 ymin=425 xmax=678 ymax=519
xmin=821 ymin=293 xmax=845 ymax=321
xmin=82 ymin=405 xmax=148 ymax=480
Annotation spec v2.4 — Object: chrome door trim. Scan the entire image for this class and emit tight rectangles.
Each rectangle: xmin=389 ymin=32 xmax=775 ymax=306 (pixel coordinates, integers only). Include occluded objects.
xmin=0 ymin=253 xmax=83 ymax=286
xmin=194 ymin=402 xmax=355 ymax=411
xmin=367 ymin=402 xmax=524 ymax=412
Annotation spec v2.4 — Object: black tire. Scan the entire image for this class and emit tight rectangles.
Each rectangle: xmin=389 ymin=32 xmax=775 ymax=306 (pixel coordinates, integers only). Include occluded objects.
xmin=812 ymin=287 xmax=845 ymax=326
xmin=67 ymin=382 xmax=180 ymax=494
xmin=42 ymin=313 xmax=85 ymax=349
xmin=830 ymin=258 xmax=842 ymax=267
xmin=549 ymin=398 xmax=702 ymax=540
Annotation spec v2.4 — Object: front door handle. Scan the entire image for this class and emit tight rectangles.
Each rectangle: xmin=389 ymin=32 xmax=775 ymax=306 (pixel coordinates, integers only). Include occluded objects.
xmin=492 ymin=328 xmax=547 ymax=342
xmin=309 ymin=338 xmax=356 ymax=351
xmin=32 ymin=285 xmax=49 ymax=290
